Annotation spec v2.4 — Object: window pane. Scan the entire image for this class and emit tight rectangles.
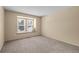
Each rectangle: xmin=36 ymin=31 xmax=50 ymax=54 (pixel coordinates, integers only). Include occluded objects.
xmin=18 ymin=26 xmax=24 ymax=31
xmin=27 ymin=19 xmax=33 ymax=32
xmin=17 ymin=17 xmax=26 ymax=33
xmin=19 ymin=20 xmax=24 ymax=25
xmin=17 ymin=19 xmax=25 ymax=26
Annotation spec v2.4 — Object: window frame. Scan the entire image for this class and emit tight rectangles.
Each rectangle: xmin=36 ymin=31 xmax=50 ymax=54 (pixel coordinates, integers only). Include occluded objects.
xmin=17 ymin=16 xmax=27 ymax=33
xmin=16 ymin=16 xmax=36 ymax=34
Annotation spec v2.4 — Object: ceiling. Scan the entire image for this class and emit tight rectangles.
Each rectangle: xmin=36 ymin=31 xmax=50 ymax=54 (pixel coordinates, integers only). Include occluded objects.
xmin=4 ymin=6 xmax=70 ymax=16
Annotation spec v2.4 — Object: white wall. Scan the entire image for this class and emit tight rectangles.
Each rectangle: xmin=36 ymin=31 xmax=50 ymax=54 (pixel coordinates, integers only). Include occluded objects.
xmin=0 ymin=6 xmax=4 ymax=50
xmin=5 ymin=10 xmax=41 ymax=41
xmin=41 ymin=7 xmax=79 ymax=46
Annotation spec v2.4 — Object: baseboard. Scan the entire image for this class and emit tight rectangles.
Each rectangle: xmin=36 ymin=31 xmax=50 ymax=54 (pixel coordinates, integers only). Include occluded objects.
xmin=42 ymin=35 xmax=79 ymax=47
xmin=0 ymin=41 xmax=5 ymax=52
xmin=5 ymin=35 xmax=41 ymax=42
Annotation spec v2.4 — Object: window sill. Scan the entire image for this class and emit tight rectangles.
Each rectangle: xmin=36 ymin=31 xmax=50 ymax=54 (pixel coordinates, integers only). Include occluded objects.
xmin=16 ymin=31 xmax=36 ymax=34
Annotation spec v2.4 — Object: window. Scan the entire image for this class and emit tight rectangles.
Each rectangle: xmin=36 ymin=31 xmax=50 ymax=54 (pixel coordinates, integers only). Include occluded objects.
xmin=17 ymin=16 xmax=36 ymax=33
xmin=27 ymin=18 xmax=34 ymax=32
xmin=17 ymin=16 xmax=26 ymax=33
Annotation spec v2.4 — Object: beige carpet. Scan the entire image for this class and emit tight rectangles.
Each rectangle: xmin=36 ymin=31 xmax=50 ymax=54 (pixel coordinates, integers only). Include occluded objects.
xmin=1 ymin=36 xmax=79 ymax=53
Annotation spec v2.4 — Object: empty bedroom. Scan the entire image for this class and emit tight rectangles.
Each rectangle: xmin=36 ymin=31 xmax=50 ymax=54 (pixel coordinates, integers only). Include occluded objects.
xmin=0 ymin=6 xmax=79 ymax=53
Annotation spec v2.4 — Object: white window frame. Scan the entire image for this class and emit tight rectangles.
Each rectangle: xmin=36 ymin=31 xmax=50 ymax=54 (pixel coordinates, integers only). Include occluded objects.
xmin=17 ymin=16 xmax=27 ymax=33
xmin=17 ymin=16 xmax=36 ymax=33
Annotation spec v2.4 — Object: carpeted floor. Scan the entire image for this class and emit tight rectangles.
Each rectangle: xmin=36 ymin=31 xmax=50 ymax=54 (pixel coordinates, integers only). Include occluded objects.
xmin=1 ymin=36 xmax=79 ymax=53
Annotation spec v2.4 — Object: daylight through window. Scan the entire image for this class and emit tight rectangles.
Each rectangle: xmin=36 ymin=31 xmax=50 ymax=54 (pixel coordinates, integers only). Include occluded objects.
xmin=17 ymin=16 xmax=36 ymax=33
